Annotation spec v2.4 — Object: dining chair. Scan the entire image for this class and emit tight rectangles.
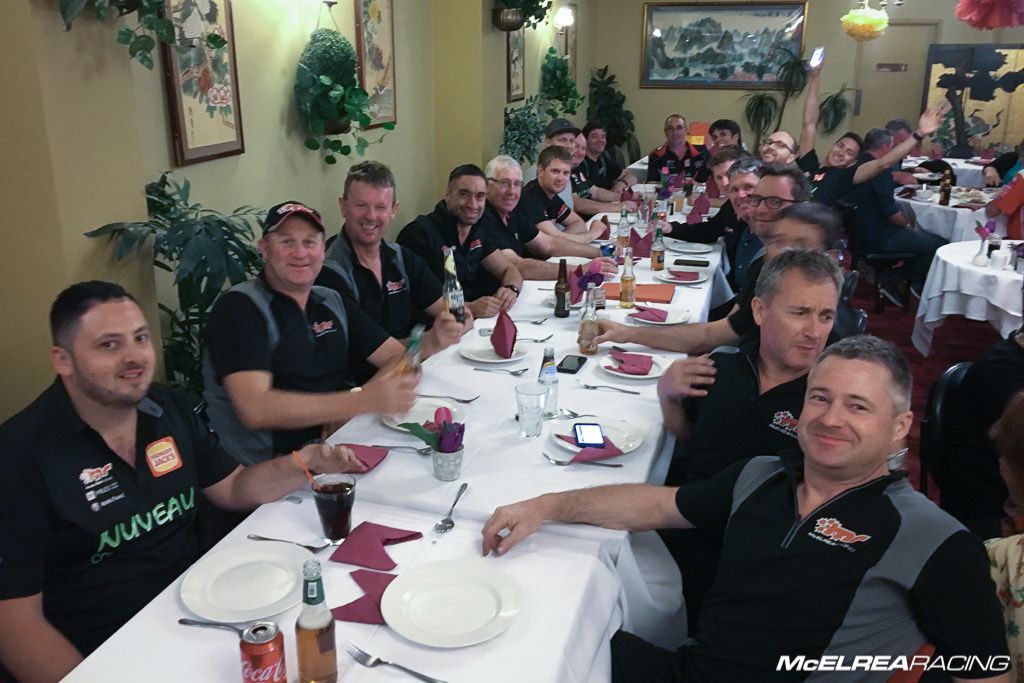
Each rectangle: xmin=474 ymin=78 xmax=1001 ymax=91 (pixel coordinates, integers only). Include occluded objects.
xmin=919 ymin=361 xmax=973 ymax=497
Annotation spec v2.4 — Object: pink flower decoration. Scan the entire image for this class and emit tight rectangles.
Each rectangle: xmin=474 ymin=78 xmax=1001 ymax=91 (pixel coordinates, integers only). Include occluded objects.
xmin=956 ymin=0 xmax=1024 ymax=29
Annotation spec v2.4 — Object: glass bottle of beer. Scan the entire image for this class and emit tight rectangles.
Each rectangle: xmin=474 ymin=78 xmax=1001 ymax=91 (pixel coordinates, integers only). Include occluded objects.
xmin=578 ymin=283 xmax=599 ymax=355
xmin=617 ymin=207 xmax=630 ymax=258
xmin=619 ymin=247 xmax=636 ymax=309
xmin=441 ymin=246 xmax=465 ymax=323
xmin=554 ymin=258 xmax=571 ymax=318
xmin=651 ymin=223 xmax=666 ymax=272
xmin=938 ymin=170 xmax=953 ymax=206
xmin=296 ymin=560 xmax=338 ymax=683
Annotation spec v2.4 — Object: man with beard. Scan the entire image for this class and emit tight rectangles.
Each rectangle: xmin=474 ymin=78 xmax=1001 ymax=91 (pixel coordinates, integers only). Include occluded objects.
xmin=0 ymin=282 xmax=367 ymax=682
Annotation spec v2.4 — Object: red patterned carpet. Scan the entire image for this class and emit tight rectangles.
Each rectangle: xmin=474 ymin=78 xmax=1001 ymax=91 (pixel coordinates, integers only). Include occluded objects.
xmin=849 ymin=281 xmax=1002 ymax=498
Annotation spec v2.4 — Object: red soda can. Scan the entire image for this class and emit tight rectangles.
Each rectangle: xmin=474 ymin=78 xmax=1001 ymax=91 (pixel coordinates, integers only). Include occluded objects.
xmin=240 ymin=621 xmax=287 ymax=682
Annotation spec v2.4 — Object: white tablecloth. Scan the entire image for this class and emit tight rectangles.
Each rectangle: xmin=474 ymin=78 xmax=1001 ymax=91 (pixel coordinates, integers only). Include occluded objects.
xmin=64 ymin=500 xmax=622 ymax=683
xmin=896 ymin=187 xmax=1003 ymax=243
xmin=902 ymin=156 xmax=988 ymax=188
xmin=912 ymin=240 xmax=1023 ymax=356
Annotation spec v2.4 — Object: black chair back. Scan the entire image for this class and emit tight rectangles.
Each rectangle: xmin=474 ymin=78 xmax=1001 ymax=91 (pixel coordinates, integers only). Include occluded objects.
xmin=840 ymin=270 xmax=859 ymax=306
xmin=919 ymin=361 xmax=973 ymax=496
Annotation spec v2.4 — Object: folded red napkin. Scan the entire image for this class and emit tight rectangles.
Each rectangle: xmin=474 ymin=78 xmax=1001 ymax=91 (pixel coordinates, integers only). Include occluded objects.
xmin=691 ymin=193 xmax=711 ymax=217
xmin=608 ymin=350 xmax=653 ymax=375
xmin=706 ymin=176 xmax=721 ymax=199
xmin=555 ymin=434 xmax=624 ymax=462
xmin=597 ymin=216 xmax=611 ymax=240
xmin=329 ymin=522 xmax=423 ymax=570
xmin=684 ymin=206 xmax=703 ymax=224
xmin=490 ymin=310 xmax=517 ymax=358
xmin=621 ymin=187 xmax=635 ymax=202
xmin=980 ymin=148 xmax=995 ymax=161
xmin=336 ymin=444 xmax=389 ymax=471
xmin=330 ymin=569 xmax=397 ymax=624
xmin=570 ymin=260 xmax=604 ymax=304
xmin=667 ymin=269 xmax=700 ymax=282
xmin=602 ymin=283 xmax=675 ymax=304
xmin=928 ymin=144 xmax=944 ymax=161
xmin=628 ymin=305 xmax=668 ymax=322
xmin=629 ymin=228 xmax=653 ymax=258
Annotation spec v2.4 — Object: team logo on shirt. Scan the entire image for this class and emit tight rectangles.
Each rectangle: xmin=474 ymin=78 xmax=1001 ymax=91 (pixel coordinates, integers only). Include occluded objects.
xmin=79 ymin=463 xmax=113 ymax=486
xmin=810 ymin=517 xmax=871 ymax=551
xmin=311 ymin=319 xmax=336 ymax=337
xmin=145 ymin=437 xmax=183 ymax=477
xmin=385 ymin=278 xmax=406 ymax=293
xmin=813 ymin=173 xmax=826 ymax=183
xmin=468 ymin=239 xmax=482 ymax=251
xmin=769 ymin=410 xmax=799 ymax=438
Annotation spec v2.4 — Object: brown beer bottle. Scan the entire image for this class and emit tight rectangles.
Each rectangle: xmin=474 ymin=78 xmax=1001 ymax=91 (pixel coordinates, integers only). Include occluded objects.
xmin=554 ymin=259 xmax=571 ymax=318
xmin=938 ymin=170 xmax=952 ymax=206
xmin=295 ymin=560 xmax=337 ymax=683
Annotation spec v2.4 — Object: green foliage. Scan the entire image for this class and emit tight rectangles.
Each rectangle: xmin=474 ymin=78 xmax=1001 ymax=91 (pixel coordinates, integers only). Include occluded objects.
xmin=818 ymin=84 xmax=852 ymax=136
xmin=586 ymin=65 xmax=635 ymax=164
xmin=540 ymin=47 xmax=584 ymax=118
xmin=495 ymin=0 xmax=553 ymax=28
xmin=742 ymin=93 xmax=779 ymax=150
xmin=500 ymin=96 xmax=547 ymax=165
xmin=60 ymin=0 xmax=225 ymax=70
xmin=84 ymin=172 xmax=264 ymax=398
xmin=397 ymin=423 xmax=440 ymax=450
xmin=294 ymin=29 xmax=389 ymax=167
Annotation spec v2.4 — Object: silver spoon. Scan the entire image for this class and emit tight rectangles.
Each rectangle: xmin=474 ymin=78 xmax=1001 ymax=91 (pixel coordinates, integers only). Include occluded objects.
xmin=433 ymin=482 xmax=469 ymax=534
xmin=543 ymin=453 xmax=623 ymax=468
xmin=559 ymin=408 xmax=599 ymax=420
xmin=246 ymin=534 xmax=332 ymax=553
xmin=178 ymin=618 xmax=246 ymax=636
xmin=473 ymin=367 xmax=530 ymax=376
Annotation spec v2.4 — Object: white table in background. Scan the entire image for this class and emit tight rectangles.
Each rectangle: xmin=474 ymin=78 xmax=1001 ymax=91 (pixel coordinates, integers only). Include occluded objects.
xmin=895 ymin=187 xmax=1003 ymax=243
xmin=902 ymin=156 xmax=988 ymax=189
xmin=64 ymin=500 xmax=621 ymax=683
xmin=912 ymin=240 xmax=1023 ymax=356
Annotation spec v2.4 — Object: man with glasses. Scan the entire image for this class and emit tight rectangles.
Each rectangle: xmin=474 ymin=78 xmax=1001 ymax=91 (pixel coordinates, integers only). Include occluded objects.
xmin=645 ymin=114 xmax=710 ymax=183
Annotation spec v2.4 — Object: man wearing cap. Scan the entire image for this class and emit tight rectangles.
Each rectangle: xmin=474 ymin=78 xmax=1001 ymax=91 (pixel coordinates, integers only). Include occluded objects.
xmin=203 ymin=200 xmax=444 ymax=466
xmin=645 ymin=114 xmax=710 ymax=183
xmin=518 ymin=146 xmax=609 ymax=244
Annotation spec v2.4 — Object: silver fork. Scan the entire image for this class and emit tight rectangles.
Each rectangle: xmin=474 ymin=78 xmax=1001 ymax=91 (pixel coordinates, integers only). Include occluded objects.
xmin=513 ymin=317 xmax=549 ymax=325
xmin=418 ymin=393 xmax=480 ymax=404
xmin=344 ymin=642 xmax=448 ymax=683
xmin=579 ymin=383 xmax=641 ymax=395
xmin=477 ymin=329 xmax=552 ymax=343
xmin=246 ymin=534 xmax=331 ymax=553
xmin=370 ymin=444 xmax=432 ymax=455
xmin=473 ymin=367 xmax=530 ymax=376
xmin=543 ymin=452 xmax=623 ymax=468
xmin=559 ymin=408 xmax=599 ymax=420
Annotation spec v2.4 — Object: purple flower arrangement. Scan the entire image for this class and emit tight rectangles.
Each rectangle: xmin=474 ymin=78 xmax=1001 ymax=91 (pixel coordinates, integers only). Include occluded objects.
xmin=399 ymin=407 xmax=465 ymax=453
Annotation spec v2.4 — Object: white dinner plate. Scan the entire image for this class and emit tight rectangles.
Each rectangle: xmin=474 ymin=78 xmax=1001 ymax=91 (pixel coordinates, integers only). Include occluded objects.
xmin=624 ymin=305 xmax=690 ymax=326
xmin=381 ymin=560 xmax=520 ymax=648
xmin=382 ymin=397 xmax=464 ymax=432
xmin=913 ymin=172 xmax=942 ymax=181
xmin=180 ymin=542 xmax=311 ymax=622
xmin=598 ymin=354 xmax=668 ymax=380
xmin=459 ymin=340 xmax=530 ymax=364
xmin=550 ymin=419 xmax=643 ymax=455
xmin=664 ymin=239 xmax=713 ymax=254
xmin=655 ymin=271 xmax=708 ymax=285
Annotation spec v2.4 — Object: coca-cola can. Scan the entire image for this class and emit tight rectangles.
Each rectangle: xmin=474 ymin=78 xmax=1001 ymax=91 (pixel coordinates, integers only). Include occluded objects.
xmin=240 ymin=621 xmax=287 ymax=682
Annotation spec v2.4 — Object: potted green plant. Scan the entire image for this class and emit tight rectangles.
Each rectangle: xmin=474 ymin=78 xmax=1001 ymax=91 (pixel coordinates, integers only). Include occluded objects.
xmin=586 ymin=65 xmax=638 ymax=166
xmin=540 ymin=47 xmax=584 ymax=118
xmin=294 ymin=28 xmax=393 ymax=166
xmin=493 ymin=0 xmax=552 ymax=31
xmin=818 ymin=85 xmax=852 ymax=135
xmin=500 ymin=95 xmax=547 ymax=166
xmin=84 ymin=172 xmax=264 ymax=404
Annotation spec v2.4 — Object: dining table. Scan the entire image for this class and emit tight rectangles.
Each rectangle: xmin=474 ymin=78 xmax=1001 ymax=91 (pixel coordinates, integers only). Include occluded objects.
xmin=901 ymin=155 xmax=989 ymax=189
xmin=895 ymin=185 xmax=1004 ymax=243
xmin=912 ymin=240 xmax=1023 ymax=356
xmin=64 ymin=228 xmax=731 ymax=681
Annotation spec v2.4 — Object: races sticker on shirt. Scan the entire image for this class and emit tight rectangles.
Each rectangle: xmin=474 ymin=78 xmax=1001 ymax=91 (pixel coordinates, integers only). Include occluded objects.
xmin=385 ymin=278 xmax=407 ymax=294
xmin=78 ymin=462 xmax=125 ymax=512
xmin=769 ymin=410 xmax=799 ymax=438
xmin=467 ymin=239 xmax=482 ymax=251
xmin=809 ymin=517 xmax=871 ymax=552
xmin=311 ymin=319 xmax=337 ymax=337
xmin=145 ymin=437 xmax=183 ymax=477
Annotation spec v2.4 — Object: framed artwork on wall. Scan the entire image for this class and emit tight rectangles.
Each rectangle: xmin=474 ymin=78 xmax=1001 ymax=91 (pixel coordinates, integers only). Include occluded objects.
xmin=160 ymin=0 xmax=244 ymax=165
xmin=507 ymin=27 xmax=525 ymax=103
xmin=640 ymin=2 xmax=806 ymax=89
xmin=355 ymin=0 xmax=397 ymax=128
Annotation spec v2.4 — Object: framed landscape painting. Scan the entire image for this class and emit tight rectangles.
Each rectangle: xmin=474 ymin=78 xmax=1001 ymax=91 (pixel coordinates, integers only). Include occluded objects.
xmin=355 ymin=0 xmax=397 ymax=128
xmin=161 ymin=0 xmax=244 ymax=165
xmin=640 ymin=2 xmax=806 ymax=89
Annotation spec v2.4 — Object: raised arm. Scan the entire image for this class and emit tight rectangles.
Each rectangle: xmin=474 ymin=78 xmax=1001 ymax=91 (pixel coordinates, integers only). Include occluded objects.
xmin=657 ymin=355 xmax=717 ymax=441
xmin=796 ymin=61 xmax=823 ymax=157
xmin=594 ymin=314 xmax=740 ymax=354
xmin=853 ymin=102 xmax=950 ymax=185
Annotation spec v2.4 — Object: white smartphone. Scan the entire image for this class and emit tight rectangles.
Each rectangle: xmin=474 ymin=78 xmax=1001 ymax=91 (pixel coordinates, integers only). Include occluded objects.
xmin=809 ymin=46 xmax=825 ymax=69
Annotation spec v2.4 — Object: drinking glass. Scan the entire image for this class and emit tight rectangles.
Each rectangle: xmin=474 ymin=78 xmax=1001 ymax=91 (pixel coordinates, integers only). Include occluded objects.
xmin=312 ymin=473 xmax=356 ymax=543
xmin=515 ymin=383 xmax=548 ymax=439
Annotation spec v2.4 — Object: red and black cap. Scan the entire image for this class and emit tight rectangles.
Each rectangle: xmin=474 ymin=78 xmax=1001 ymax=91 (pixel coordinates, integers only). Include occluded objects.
xmin=262 ymin=201 xmax=325 ymax=236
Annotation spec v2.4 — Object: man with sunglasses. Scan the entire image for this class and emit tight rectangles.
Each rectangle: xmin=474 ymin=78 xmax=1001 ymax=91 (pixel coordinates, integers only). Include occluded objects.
xmin=645 ymin=114 xmax=710 ymax=183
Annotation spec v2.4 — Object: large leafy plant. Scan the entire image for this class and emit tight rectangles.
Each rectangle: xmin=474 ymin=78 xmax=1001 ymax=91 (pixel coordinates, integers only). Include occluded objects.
xmin=587 ymin=65 xmax=636 ymax=166
xmin=85 ymin=172 xmax=264 ymax=403
xmin=59 ymin=0 xmax=226 ymax=69
xmin=500 ymin=95 xmax=547 ymax=166
xmin=540 ymin=47 xmax=584 ymax=118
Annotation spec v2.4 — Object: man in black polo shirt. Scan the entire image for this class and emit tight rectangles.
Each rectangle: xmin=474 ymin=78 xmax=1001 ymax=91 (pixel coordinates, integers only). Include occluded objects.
xmin=397 ymin=164 xmax=523 ymax=319
xmin=579 ymin=121 xmax=638 ymax=191
xmin=645 ymin=114 xmax=709 ymax=183
xmin=478 ymin=154 xmax=616 ymax=280
xmin=569 ymin=132 xmax=638 ymax=219
xmin=518 ymin=145 xmax=609 ymax=245
xmin=204 ymin=201 xmax=426 ymax=465
xmin=483 ymin=336 xmax=1009 ymax=682
xmin=317 ymin=161 xmax=471 ymax=383
xmin=0 ymin=282 xmax=366 ymax=681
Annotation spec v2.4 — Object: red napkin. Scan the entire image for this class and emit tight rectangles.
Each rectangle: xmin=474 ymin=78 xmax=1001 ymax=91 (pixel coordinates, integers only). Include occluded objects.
xmin=602 ymin=283 xmax=675 ymax=304
xmin=329 ymin=522 xmax=423 ymax=570
xmin=928 ymin=144 xmax=944 ymax=161
xmin=330 ymin=570 xmax=397 ymax=624
xmin=980 ymin=148 xmax=995 ymax=161
xmin=555 ymin=434 xmax=624 ymax=462
xmin=608 ymin=350 xmax=653 ymax=375
xmin=667 ymin=269 xmax=700 ymax=282
xmin=706 ymin=176 xmax=721 ymax=199
xmin=628 ymin=305 xmax=668 ymax=322
xmin=629 ymin=228 xmax=653 ymax=258
xmin=597 ymin=216 xmax=611 ymax=240
xmin=336 ymin=444 xmax=389 ymax=472
xmin=490 ymin=310 xmax=517 ymax=358
xmin=570 ymin=260 xmax=603 ymax=304
xmin=691 ymin=193 xmax=711 ymax=217
xmin=621 ymin=187 xmax=635 ymax=202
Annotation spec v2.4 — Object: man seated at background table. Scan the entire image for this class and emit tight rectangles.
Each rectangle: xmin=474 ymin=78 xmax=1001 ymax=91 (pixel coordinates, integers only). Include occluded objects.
xmin=884 ymin=118 xmax=923 ymax=186
xmin=203 ymin=201 xmax=428 ymax=466
xmin=578 ymin=121 xmax=638 ymax=192
xmin=477 ymin=154 xmax=617 ymax=280
xmin=518 ymin=146 xmax=609 ymax=244
xmin=645 ymin=114 xmax=710 ymax=183
xmin=707 ymin=118 xmax=744 ymax=153
xmin=0 ymin=281 xmax=369 ymax=682
xmin=985 ymin=140 xmax=1024 ymax=241
xmin=398 ymin=164 xmax=524 ymax=319
xmin=523 ymin=118 xmax=579 ymax=209
xmin=983 ymin=140 xmax=1024 ymax=187
xmin=570 ymin=132 xmax=637 ymax=219
xmin=657 ymin=249 xmax=841 ymax=632
xmin=317 ymin=161 xmax=472 ymax=384
xmin=666 ymin=145 xmax=748 ymax=245
xmin=482 ymin=335 xmax=1009 ymax=683
xmin=845 ymin=127 xmax=946 ymax=302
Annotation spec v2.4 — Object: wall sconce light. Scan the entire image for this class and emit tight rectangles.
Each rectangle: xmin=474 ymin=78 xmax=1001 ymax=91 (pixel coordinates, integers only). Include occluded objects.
xmin=553 ymin=6 xmax=575 ymax=33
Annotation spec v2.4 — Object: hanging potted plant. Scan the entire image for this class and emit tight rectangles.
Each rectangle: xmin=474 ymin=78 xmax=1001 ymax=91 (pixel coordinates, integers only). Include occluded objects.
xmin=493 ymin=0 xmax=552 ymax=31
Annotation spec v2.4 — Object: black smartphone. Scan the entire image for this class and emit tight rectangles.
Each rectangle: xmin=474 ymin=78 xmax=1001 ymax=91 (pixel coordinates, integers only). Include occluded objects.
xmin=573 ymin=423 xmax=606 ymax=447
xmin=557 ymin=355 xmax=588 ymax=374
xmin=673 ymin=258 xmax=710 ymax=267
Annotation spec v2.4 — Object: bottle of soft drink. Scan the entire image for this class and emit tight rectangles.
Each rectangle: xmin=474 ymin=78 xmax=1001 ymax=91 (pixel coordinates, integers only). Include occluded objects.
xmin=554 ymin=259 xmax=570 ymax=318
xmin=441 ymin=246 xmax=465 ymax=323
xmin=396 ymin=324 xmax=424 ymax=375
xmin=651 ymin=224 xmax=666 ymax=272
xmin=578 ymin=283 xmax=599 ymax=355
xmin=538 ymin=346 xmax=559 ymax=418
xmin=619 ymin=247 xmax=636 ymax=309
xmin=617 ymin=207 xmax=630 ymax=258
xmin=295 ymin=560 xmax=337 ymax=683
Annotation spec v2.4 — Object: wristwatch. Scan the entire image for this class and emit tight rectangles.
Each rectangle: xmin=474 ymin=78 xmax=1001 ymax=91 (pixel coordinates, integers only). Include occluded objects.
xmin=503 ymin=284 xmax=521 ymax=296
xmin=911 ymin=131 xmax=925 ymax=142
